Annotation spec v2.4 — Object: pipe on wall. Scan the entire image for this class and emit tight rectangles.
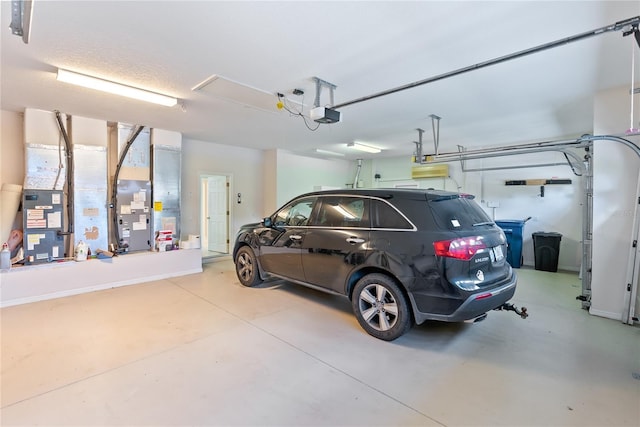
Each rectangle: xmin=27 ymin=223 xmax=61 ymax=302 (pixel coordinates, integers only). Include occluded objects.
xmin=353 ymin=159 xmax=362 ymax=188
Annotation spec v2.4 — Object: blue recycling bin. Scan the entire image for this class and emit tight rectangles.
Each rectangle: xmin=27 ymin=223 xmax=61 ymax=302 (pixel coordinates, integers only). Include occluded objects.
xmin=495 ymin=219 xmax=528 ymax=268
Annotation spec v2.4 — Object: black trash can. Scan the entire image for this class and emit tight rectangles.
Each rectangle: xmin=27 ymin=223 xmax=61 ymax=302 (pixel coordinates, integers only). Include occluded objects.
xmin=532 ymin=232 xmax=562 ymax=272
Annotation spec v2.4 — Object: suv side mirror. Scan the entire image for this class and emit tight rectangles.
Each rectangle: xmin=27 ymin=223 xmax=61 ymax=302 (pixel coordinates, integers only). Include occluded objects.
xmin=263 ymin=217 xmax=272 ymax=228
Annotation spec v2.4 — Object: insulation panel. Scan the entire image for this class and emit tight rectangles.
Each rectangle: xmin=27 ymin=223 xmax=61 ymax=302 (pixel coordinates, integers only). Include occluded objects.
xmin=152 ymin=145 xmax=181 ymax=243
xmin=73 ymin=145 xmax=108 ymax=253
xmin=192 ymin=74 xmax=300 ymax=114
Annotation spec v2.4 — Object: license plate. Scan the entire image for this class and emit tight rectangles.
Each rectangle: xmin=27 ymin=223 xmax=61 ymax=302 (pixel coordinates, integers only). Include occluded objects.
xmin=492 ymin=245 xmax=504 ymax=261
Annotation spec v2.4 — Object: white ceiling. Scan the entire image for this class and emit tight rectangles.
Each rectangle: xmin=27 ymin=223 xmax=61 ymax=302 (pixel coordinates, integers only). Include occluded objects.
xmin=2 ymin=1 xmax=639 ymax=160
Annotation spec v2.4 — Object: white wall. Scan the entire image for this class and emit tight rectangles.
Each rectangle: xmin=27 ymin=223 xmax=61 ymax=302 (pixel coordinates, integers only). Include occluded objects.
xmin=592 ymin=86 xmax=640 ymax=321
xmin=272 ymin=150 xmax=354 ymax=208
xmin=143 ymin=142 xmax=356 ymax=243
xmin=1 ymin=110 xmax=26 ymax=241
xmin=180 ymin=138 xmax=265 ymax=239
xmin=263 ymin=149 xmax=278 ymax=215
xmin=462 ymin=153 xmax=584 ymax=272
xmin=1 ymin=110 xmax=25 ymax=186
xmin=367 ymin=156 xmax=469 ymax=192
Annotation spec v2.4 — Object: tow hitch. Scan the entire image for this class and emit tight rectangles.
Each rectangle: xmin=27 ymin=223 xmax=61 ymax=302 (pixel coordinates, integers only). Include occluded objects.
xmin=495 ymin=302 xmax=528 ymax=319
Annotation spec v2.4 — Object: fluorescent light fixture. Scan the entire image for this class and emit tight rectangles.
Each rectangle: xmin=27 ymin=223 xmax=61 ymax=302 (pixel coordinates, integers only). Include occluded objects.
xmin=314 ymin=149 xmax=345 ymax=157
xmin=56 ymin=69 xmax=178 ymax=107
xmin=347 ymin=142 xmax=381 ymax=154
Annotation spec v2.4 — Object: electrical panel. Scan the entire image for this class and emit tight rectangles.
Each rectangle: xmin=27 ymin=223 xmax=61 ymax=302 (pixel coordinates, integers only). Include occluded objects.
xmin=22 ymin=189 xmax=65 ymax=264
xmin=115 ymin=179 xmax=152 ymax=252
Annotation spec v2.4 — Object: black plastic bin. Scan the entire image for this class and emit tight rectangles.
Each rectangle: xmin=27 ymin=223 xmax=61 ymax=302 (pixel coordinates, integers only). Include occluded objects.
xmin=532 ymin=232 xmax=562 ymax=272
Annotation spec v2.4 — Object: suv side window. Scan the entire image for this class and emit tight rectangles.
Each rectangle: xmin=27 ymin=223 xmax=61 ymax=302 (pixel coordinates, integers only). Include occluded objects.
xmin=273 ymin=197 xmax=316 ymax=227
xmin=371 ymin=199 xmax=413 ymax=229
xmin=313 ymin=196 xmax=370 ymax=228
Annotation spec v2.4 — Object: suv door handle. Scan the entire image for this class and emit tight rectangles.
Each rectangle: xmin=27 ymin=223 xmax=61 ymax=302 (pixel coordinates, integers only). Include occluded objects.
xmin=289 ymin=235 xmax=302 ymax=240
xmin=346 ymin=237 xmax=365 ymax=244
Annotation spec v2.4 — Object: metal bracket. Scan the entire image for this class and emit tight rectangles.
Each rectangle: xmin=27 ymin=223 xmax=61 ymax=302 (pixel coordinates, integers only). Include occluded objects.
xmin=621 ymin=22 xmax=640 ymax=48
xmin=413 ymin=115 xmax=441 ymax=163
xmin=10 ymin=0 xmax=33 ymax=43
xmin=312 ymin=77 xmax=337 ymax=108
xmin=413 ymin=128 xmax=424 ymax=164
xmin=457 ymin=144 xmax=466 ymax=171
xmin=430 ymin=114 xmax=441 ymax=156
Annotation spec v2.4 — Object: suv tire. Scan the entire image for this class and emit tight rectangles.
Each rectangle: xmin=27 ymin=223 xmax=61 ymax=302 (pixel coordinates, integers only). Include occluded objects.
xmin=352 ymin=274 xmax=412 ymax=341
xmin=235 ymin=246 xmax=262 ymax=287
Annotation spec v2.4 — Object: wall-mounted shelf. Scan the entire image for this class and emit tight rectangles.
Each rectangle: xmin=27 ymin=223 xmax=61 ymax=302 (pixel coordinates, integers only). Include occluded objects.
xmin=505 ymin=179 xmax=572 ymax=186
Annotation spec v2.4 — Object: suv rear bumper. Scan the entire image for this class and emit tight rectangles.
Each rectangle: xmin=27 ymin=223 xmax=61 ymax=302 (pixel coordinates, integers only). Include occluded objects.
xmin=411 ymin=273 xmax=517 ymax=324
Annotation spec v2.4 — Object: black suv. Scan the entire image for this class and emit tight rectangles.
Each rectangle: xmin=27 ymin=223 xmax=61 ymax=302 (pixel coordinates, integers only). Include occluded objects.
xmin=233 ymin=189 xmax=517 ymax=340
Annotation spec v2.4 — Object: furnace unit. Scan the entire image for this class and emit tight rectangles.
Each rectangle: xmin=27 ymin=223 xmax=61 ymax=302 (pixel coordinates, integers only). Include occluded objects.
xmin=115 ymin=179 xmax=152 ymax=252
xmin=22 ymin=189 xmax=65 ymax=264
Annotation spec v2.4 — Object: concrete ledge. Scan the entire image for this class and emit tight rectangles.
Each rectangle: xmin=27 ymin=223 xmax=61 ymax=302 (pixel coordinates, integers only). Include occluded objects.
xmin=0 ymin=249 xmax=203 ymax=308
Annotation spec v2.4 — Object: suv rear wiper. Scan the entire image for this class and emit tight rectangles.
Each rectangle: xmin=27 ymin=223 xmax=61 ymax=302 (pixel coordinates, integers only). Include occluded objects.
xmin=473 ymin=221 xmax=494 ymax=227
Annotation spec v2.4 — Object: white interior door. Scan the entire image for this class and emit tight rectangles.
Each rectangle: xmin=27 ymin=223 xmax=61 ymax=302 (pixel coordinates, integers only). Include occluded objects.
xmin=207 ymin=176 xmax=229 ymax=254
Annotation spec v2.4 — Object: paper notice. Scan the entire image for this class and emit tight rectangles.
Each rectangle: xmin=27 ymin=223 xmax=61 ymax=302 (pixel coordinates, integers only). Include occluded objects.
xmin=132 ymin=222 xmax=146 ymax=231
xmin=27 ymin=233 xmax=42 ymax=250
xmin=83 ymin=208 xmax=100 ymax=217
xmin=121 ymin=205 xmax=132 ymax=215
xmin=27 ymin=209 xmax=44 ymax=220
xmin=48 ymin=211 xmax=62 ymax=228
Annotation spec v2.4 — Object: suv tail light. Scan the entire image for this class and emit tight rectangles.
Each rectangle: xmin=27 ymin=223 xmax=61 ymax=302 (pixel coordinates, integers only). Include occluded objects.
xmin=434 ymin=237 xmax=487 ymax=261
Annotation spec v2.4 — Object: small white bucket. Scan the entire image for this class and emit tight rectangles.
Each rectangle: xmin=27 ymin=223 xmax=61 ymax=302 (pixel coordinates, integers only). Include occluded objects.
xmin=189 ymin=235 xmax=201 ymax=249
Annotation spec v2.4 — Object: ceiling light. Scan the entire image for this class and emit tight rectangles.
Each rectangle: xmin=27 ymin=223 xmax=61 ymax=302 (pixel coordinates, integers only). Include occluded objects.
xmin=347 ymin=142 xmax=381 ymax=154
xmin=314 ymin=149 xmax=344 ymax=157
xmin=56 ymin=69 xmax=178 ymax=107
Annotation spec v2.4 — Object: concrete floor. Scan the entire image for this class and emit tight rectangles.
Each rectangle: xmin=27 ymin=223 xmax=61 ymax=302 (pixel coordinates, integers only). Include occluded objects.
xmin=1 ymin=260 xmax=639 ymax=426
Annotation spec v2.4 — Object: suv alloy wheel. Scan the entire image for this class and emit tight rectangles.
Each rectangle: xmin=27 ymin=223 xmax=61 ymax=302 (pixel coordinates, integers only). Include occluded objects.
xmin=352 ymin=274 xmax=411 ymax=341
xmin=235 ymin=246 xmax=262 ymax=287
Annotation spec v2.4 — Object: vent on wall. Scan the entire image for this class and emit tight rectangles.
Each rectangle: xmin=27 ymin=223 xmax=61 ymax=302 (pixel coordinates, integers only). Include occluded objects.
xmin=411 ymin=164 xmax=449 ymax=179
xmin=192 ymin=74 xmax=300 ymax=114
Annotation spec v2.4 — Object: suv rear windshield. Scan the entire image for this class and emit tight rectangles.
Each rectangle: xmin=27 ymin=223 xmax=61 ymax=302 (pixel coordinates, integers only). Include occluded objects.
xmin=429 ymin=196 xmax=492 ymax=230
